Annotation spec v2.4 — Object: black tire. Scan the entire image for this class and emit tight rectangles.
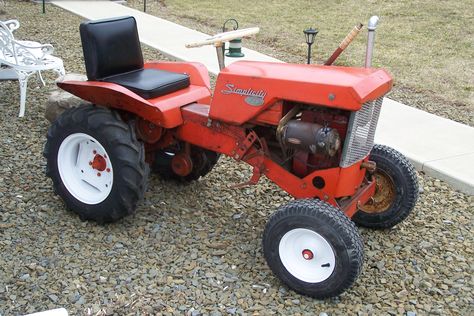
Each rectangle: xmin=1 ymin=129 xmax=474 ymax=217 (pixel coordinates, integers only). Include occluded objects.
xmin=353 ymin=144 xmax=418 ymax=229
xmin=152 ymin=144 xmax=219 ymax=182
xmin=263 ymin=199 xmax=364 ymax=299
xmin=44 ymin=105 xmax=148 ymax=223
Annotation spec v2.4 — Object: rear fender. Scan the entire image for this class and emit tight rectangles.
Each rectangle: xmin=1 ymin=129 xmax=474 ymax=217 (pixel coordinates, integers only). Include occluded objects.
xmin=58 ymin=80 xmax=164 ymax=124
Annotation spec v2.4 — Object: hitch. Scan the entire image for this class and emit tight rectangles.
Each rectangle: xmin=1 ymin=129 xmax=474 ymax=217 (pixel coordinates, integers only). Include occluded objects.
xmin=232 ymin=131 xmax=268 ymax=188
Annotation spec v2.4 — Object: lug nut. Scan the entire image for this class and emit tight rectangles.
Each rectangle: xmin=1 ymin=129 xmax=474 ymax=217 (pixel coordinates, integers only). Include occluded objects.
xmin=106 ymin=168 xmax=110 ymax=173
xmin=97 ymin=172 xmax=101 ymax=177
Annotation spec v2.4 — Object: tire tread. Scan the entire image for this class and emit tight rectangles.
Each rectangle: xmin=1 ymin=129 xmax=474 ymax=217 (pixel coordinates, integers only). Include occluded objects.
xmin=44 ymin=105 xmax=149 ymax=223
xmin=263 ymin=199 xmax=364 ymax=298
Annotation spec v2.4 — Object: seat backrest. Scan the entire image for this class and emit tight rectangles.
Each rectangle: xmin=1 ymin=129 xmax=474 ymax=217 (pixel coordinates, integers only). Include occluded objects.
xmin=80 ymin=16 xmax=143 ymax=80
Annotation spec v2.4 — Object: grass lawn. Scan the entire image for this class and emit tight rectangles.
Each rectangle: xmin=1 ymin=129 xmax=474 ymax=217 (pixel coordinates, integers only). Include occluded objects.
xmin=128 ymin=0 xmax=473 ymax=126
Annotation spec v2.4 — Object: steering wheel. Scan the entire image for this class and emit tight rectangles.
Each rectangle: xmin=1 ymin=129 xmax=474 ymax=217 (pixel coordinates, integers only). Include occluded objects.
xmin=185 ymin=27 xmax=260 ymax=48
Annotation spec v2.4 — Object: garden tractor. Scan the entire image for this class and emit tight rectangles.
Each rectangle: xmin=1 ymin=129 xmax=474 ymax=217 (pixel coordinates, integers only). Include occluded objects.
xmin=43 ymin=16 xmax=418 ymax=298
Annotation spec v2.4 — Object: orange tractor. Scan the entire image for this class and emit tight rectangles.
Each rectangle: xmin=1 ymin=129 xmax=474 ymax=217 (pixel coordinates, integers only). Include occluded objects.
xmin=44 ymin=16 xmax=418 ymax=298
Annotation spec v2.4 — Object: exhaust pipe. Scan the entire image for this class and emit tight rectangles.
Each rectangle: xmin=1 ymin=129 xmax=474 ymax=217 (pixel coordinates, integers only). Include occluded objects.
xmin=365 ymin=16 xmax=379 ymax=68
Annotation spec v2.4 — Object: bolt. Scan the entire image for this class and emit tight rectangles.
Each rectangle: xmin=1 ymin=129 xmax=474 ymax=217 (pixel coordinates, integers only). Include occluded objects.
xmin=93 ymin=150 xmax=97 ymax=154
xmin=106 ymin=168 xmax=111 ymax=173
xmin=97 ymin=172 xmax=101 ymax=177
xmin=104 ymin=154 xmax=107 ymax=159
xmin=89 ymin=161 xmax=92 ymax=165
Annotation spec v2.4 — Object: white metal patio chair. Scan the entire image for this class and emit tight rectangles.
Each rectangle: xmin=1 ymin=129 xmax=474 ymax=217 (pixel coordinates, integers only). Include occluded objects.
xmin=0 ymin=19 xmax=65 ymax=117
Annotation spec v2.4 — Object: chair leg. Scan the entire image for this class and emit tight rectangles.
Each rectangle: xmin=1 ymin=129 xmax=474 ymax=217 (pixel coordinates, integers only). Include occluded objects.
xmin=37 ymin=71 xmax=46 ymax=86
xmin=18 ymin=72 xmax=29 ymax=117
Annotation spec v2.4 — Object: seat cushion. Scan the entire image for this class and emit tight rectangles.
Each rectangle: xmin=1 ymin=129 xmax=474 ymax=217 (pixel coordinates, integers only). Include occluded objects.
xmin=102 ymin=68 xmax=190 ymax=99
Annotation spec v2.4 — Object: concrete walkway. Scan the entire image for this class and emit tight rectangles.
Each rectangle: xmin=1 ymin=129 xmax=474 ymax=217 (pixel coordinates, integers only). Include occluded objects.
xmin=376 ymin=99 xmax=474 ymax=194
xmin=52 ymin=1 xmax=473 ymax=195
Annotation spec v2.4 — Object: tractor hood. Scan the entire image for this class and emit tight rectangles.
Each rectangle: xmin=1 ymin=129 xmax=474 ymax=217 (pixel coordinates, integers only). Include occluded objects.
xmin=214 ymin=61 xmax=392 ymax=108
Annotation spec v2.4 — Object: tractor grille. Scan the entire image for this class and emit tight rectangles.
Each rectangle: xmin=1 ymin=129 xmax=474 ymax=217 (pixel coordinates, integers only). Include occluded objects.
xmin=340 ymin=97 xmax=384 ymax=167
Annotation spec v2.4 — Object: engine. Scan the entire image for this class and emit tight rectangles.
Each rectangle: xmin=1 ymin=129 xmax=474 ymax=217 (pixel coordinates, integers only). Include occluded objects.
xmin=270 ymin=104 xmax=350 ymax=178
xmin=280 ymin=120 xmax=341 ymax=157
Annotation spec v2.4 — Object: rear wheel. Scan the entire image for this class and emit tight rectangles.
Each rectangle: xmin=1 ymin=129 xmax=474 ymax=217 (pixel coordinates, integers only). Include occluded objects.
xmin=44 ymin=105 xmax=148 ymax=223
xmin=353 ymin=144 xmax=418 ymax=228
xmin=152 ymin=143 xmax=219 ymax=182
xmin=263 ymin=199 xmax=364 ymax=298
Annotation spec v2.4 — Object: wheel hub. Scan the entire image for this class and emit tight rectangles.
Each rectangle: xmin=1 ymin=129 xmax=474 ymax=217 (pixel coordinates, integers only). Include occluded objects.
xmin=302 ymin=249 xmax=314 ymax=260
xmin=171 ymin=152 xmax=193 ymax=176
xmin=91 ymin=154 xmax=107 ymax=172
xmin=57 ymin=133 xmax=113 ymax=205
xmin=279 ymin=228 xmax=335 ymax=283
xmin=359 ymin=169 xmax=396 ymax=214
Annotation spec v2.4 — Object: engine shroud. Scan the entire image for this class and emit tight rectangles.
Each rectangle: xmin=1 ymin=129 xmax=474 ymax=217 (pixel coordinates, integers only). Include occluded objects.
xmin=210 ymin=61 xmax=392 ymax=125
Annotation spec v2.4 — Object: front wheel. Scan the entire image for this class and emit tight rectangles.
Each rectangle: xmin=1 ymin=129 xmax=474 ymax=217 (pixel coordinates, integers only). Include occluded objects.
xmin=353 ymin=144 xmax=418 ymax=229
xmin=263 ymin=199 xmax=364 ymax=299
xmin=44 ymin=105 xmax=148 ymax=223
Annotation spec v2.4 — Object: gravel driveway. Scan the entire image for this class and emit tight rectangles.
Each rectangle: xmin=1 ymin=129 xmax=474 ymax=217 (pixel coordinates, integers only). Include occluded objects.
xmin=0 ymin=2 xmax=473 ymax=315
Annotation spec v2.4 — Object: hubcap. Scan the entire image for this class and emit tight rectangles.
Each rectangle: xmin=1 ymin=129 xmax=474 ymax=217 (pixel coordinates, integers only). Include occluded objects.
xmin=279 ymin=228 xmax=336 ymax=283
xmin=359 ymin=169 xmax=396 ymax=213
xmin=57 ymin=133 xmax=113 ymax=204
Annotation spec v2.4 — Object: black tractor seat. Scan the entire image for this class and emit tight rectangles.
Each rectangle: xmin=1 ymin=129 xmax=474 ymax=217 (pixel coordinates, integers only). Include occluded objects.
xmin=80 ymin=16 xmax=190 ymax=99
xmin=102 ymin=68 xmax=190 ymax=99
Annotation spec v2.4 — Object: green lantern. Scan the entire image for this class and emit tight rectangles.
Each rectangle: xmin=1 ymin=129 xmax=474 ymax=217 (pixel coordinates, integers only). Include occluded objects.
xmin=226 ymin=38 xmax=245 ymax=58
xmin=222 ymin=19 xmax=245 ymax=58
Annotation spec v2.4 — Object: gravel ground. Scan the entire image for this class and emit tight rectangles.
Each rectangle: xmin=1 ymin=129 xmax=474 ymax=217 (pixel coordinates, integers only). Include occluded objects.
xmin=1 ymin=2 xmax=473 ymax=315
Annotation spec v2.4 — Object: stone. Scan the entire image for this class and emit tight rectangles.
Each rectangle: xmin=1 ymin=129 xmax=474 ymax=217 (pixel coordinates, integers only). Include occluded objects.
xmin=48 ymin=294 xmax=59 ymax=303
xmin=45 ymin=73 xmax=90 ymax=122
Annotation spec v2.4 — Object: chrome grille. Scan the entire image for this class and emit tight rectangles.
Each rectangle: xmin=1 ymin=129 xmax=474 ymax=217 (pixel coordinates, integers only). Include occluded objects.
xmin=340 ymin=97 xmax=383 ymax=167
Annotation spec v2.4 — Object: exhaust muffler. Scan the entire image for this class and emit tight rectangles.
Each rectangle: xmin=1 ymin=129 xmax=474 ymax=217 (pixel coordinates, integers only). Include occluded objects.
xmin=365 ymin=16 xmax=379 ymax=68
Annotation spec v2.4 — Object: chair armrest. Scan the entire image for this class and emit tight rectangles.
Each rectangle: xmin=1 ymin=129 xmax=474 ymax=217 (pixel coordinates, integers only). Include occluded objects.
xmin=4 ymin=19 xmax=20 ymax=32
xmin=14 ymin=40 xmax=54 ymax=56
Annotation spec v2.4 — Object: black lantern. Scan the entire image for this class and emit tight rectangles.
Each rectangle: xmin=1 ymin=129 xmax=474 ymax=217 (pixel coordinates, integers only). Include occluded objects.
xmin=303 ymin=27 xmax=318 ymax=64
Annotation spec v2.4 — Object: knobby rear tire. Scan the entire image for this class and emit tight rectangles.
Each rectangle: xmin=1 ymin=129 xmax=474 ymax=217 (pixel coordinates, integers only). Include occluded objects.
xmin=44 ymin=105 xmax=148 ymax=223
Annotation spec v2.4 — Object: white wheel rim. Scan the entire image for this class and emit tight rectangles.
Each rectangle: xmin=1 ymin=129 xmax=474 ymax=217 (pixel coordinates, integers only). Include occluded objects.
xmin=279 ymin=228 xmax=336 ymax=283
xmin=57 ymin=133 xmax=113 ymax=204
